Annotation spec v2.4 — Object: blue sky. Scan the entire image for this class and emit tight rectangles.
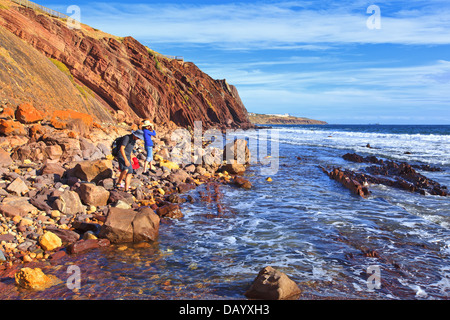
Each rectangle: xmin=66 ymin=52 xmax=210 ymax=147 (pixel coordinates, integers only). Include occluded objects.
xmin=40 ymin=0 xmax=450 ymax=124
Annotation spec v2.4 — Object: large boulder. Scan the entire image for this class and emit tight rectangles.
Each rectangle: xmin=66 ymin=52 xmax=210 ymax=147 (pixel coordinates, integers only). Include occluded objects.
xmin=132 ymin=207 xmax=161 ymax=243
xmin=99 ymin=207 xmax=160 ymax=243
xmin=244 ymin=266 xmax=301 ymax=300
xmin=71 ymin=159 xmax=113 ymax=183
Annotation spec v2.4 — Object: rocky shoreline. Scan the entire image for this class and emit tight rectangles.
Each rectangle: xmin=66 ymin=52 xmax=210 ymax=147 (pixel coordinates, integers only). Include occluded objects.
xmin=0 ymin=102 xmax=255 ymax=292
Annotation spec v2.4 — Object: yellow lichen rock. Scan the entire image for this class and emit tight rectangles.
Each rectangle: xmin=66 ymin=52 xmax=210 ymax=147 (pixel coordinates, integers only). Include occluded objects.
xmin=15 ymin=267 xmax=61 ymax=290
xmin=38 ymin=231 xmax=62 ymax=251
xmin=160 ymin=159 xmax=179 ymax=171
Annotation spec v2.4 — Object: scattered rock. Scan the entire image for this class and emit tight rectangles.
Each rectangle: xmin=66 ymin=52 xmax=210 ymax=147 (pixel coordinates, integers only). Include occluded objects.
xmin=67 ymin=238 xmax=110 ymax=254
xmin=76 ymin=183 xmax=110 ymax=207
xmin=6 ymin=177 xmax=29 ymax=196
xmin=0 ymin=148 xmax=13 ymax=167
xmin=0 ymin=119 xmax=27 ymax=136
xmin=29 ymin=195 xmax=52 ymax=213
xmin=108 ymin=190 xmax=134 ymax=205
xmin=50 ymin=109 xmax=93 ymax=135
xmin=223 ymin=139 xmax=251 ymax=165
xmin=159 ymin=159 xmax=179 ymax=171
xmin=156 ymin=203 xmax=183 ymax=219
xmin=38 ymin=231 xmax=62 ymax=251
xmin=44 ymin=145 xmax=63 ymax=162
xmin=177 ymin=183 xmax=196 ymax=194
xmin=52 ymin=189 xmax=86 ymax=215
xmin=222 ymin=162 xmax=246 ymax=175
xmin=0 ymin=249 xmax=6 ymax=262
xmin=167 ymin=169 xmax=189 ymax=184
xmin=40 ymin=162 xmax=65 ymax=177
xmin=0 ymin=197 xmax=38 ymax=217
xmin=0 ymin=107 xmax=15 ymax=120
xmin=15 ymin=102 xmax=44 ymax=124
xmin=44 ymin=227 xmax=80 ymax=245
xmin=245 ymin=266 xmax=301 ymax=300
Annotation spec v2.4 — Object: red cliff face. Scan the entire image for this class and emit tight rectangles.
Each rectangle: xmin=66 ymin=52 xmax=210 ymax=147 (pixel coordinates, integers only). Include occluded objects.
xmin=0 ymin=2 xmax=252 ymax=129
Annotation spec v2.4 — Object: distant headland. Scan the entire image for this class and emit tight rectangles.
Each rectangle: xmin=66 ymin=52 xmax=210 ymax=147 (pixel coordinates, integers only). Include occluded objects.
xmin=248 ymin=113 xmax=327 ymax=125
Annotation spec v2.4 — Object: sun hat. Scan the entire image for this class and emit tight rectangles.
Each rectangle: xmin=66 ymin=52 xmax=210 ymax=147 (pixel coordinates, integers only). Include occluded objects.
xmin=132 ymin=130 xmax=144 ymax=140
xmin=142 ymin=120 xmax=153 ymax=127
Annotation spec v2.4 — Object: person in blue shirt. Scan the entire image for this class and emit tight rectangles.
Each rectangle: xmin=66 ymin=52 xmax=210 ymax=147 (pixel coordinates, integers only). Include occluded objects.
xmin=142 ymin=120 xmax=156 ymax=174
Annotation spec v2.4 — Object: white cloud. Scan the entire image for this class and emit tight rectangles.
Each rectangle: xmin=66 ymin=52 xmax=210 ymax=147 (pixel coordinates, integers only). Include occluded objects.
xmin=198 ymin=58 xmax=450 ymax=122
xmin=80 ymin=1 xmax=450 ymax=49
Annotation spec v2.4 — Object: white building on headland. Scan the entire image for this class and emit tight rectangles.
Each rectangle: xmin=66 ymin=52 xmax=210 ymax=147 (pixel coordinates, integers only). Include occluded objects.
xmin=249 ymin=113 xmax=291 ymax=117
xmin=267 ymin=113 xmax=291 ymax=117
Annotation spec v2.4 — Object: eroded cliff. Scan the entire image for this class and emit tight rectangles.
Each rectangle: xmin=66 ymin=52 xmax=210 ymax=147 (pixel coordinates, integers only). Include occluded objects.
xmin=0 ymin=0 xmax=252 ymax=129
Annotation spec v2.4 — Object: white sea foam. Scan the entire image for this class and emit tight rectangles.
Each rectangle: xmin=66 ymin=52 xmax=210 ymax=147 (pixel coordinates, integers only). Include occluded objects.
xmin=274 ymin=127 xmax=450 ymax=166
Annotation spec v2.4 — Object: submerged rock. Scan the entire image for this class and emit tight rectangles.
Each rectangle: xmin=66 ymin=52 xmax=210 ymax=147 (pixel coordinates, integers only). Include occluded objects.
xmin=321 ymin=167 xmax=370 ymax=198
xmin=326 ymin=153 xmax=449 ymax=197
xmin=233 ymin=176 xmax=252 ymax=190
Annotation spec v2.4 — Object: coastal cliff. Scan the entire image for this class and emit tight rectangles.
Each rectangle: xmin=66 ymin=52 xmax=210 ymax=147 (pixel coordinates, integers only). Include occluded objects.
xmin=0 ymin=0 xmax=252 ymax=129
xmin=248 ymin=113 xmax=327 ymax=125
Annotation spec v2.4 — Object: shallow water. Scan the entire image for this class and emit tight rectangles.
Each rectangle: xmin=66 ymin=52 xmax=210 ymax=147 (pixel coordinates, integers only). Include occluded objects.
xmin=2 ymin=125 xmax=449 ymax=300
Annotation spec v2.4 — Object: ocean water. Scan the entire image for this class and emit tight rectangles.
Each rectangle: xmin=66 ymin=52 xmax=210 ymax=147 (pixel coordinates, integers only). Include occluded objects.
xmin=4 ymin=125 xmax=450 ymax=300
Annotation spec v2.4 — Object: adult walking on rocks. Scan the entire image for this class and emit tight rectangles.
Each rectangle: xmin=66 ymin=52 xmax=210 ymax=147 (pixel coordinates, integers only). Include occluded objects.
xmin=116 ymin=130 xmax=144 ymax=192
xmin=142 ymin=120 xmax=156 ymax=174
